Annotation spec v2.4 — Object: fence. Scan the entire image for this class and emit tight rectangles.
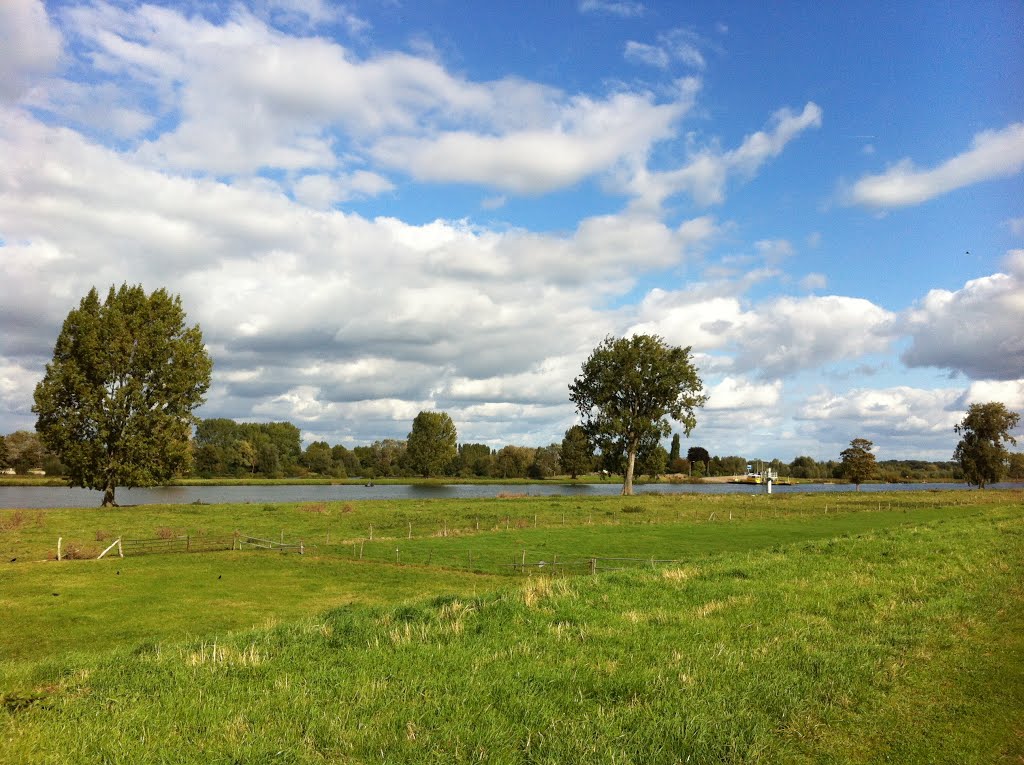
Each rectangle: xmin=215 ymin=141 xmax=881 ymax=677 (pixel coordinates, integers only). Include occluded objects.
xmin=237 ymin=535 xmax=306 ymax=554
xmin=120 ymin=534 xmax=235 ymax=556
xmin=512 ymin=556 xmax=684 ymax=574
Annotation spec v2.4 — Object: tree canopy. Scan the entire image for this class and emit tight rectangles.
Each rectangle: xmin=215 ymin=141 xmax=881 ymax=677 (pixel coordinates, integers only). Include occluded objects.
xmin=569 ymin=334 xmax=706 ymax=495
xmin=406 ymin=411 xmax=458 ymax=478
xmin=953 ymin=402 xmax=1020 ymax=489
xmin=33 ymin=285 xmax=212 ymax=506
xmin=559 ymin=425 xmax=593 ymax=479
xmin=840 ymin=437 xmax=877 ymax=489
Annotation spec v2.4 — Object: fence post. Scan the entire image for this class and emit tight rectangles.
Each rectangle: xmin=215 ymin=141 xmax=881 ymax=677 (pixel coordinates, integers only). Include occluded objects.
xmin=118 ymin=539 xmax=123 ymax=558
xmin=590 ymin=558 xmax=596 ymax=575
xmin=57 ymin=537 xmax=62 ymax=562
xmin=187 ymin=534 xmax=191 ymax=552
xmin=408 ymin=522 xmax=412 ymax=539
xmin=369 ymin=525 xmax=373 ymax=541
xmin=299 ymin=541 xmax=304 ymax=555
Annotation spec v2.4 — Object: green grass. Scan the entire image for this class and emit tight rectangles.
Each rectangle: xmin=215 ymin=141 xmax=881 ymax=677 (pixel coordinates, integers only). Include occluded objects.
xmin=1 ymin=491 xmax=1021 ymax=763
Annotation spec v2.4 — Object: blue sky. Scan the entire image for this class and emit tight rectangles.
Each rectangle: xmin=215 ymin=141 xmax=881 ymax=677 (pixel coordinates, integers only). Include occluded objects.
xmin=1 ymin=0 xmax=1022 ymax=461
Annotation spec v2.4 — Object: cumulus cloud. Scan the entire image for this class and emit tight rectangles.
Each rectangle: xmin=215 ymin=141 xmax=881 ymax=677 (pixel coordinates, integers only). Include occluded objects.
xmin=292 ymin=170 xmax=394 ymax=209
xmin=630 ymin=286 xmax=895 ymax=379
xmin=849 ymin=122 xmax=1024 ymax=208
xmin=796 ymin=386 xmax=966 ymax=457
xmin=371 ymin=89 xmax=689 ymax=193
xmin=0 ymin=0 xmax=62 ymax=102
xmin=901 ymin=252 xmax=1024 ymax=380
xmin=0 ymin=108 xmax=722 ymax=442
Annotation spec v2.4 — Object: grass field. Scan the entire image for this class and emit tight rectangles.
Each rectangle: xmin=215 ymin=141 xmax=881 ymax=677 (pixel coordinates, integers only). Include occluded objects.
xmin=1 ymin=490 xmax=1021 ymax=763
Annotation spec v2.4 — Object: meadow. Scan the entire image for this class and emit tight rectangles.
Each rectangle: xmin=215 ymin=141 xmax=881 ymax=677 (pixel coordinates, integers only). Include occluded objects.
xmin=1 ymin=490 xmax=1021 ymax=763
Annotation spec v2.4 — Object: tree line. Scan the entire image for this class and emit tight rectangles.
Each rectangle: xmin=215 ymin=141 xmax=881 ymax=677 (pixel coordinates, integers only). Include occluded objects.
xmin=17 ymin=284 xmax=1024 ymax=504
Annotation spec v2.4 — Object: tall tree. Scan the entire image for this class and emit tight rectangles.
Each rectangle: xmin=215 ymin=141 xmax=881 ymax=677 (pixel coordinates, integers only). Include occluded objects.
xmin=406 ymin=411 xmax=458 ymax=478
xmin=954 ymin=402 xmax=1020 ymax=489
xmin=33 ymin=285 xmax=212 ymax=506
xmin=570 ymin=334 xmax=706 ymax=495
xmin=839 ymin=438 xmax=877 ymax=490
xmin=0 ymin=434 xmax=8 ymax=470
xmin=559 ymin=425 xmax=593 ymax=479
xmin=669 ymin=433 xmax=681 ymax=463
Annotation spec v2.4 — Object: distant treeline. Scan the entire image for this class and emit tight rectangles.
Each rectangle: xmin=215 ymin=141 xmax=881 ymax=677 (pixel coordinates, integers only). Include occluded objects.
xmin=4 ymin=421 xmax=1022 ymax=482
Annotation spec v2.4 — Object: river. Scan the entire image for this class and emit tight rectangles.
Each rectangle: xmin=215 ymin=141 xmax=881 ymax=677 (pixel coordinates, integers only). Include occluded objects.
xmin=0 ymin=481 xmax=1005 ymax=508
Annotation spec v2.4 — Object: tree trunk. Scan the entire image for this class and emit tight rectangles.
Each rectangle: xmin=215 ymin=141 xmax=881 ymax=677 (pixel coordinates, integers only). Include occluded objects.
xmin=101 ymin=482 xmax=117 ymax=507
xmin=622 ymin=448 xmax=637 ymax=496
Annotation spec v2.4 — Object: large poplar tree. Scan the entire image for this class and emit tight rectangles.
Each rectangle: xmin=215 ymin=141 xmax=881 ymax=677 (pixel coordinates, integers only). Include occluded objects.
xmin=406 ymin=411 xmax=458 ymax=478
xmin=33 ymin=285 xmax=212 ymax=506
xmin=570 ymin=334 xmax=706 ymax=495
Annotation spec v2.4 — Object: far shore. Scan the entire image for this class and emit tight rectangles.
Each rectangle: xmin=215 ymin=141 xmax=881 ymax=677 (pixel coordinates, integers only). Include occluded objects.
xmin=0 ymin=474 xmax=968 ymax=489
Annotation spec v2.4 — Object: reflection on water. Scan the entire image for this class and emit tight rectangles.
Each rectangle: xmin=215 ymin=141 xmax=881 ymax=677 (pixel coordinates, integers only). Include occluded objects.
xmin=0 ymin=480 xmax=994 ymax=508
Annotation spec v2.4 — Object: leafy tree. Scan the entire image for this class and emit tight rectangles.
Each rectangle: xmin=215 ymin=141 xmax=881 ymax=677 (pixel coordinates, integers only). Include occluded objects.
xmin=0 ymin=434 xmax=8 ymax=469
xmin=638 ymin=444 xmax=669 ymax=479
xmin=456 ymin=443 xmax=493 ymax=477
xmin=686 ymin=447 xmax=710 ymax=473
xmin=840 ymin=438 xmax=877 ymax=489
xmin=789 ymin=455 xmax=821 ymax=480
xmin=954 ymin=402 xmax=1020 ymax=489
xmin=4 ymin=431 xmax=45 ymax=474
xmin=669 ymin=456 xmax=689 ymax=474
xmin=302 ymin=441 xmax=334 ymax=475
xmin=33 ymin=286 xmax=211 ymax=506
xmin=1007 ymin=452 xmax=1024 ymax=480
xmin=331 ymin=444 xmax=358 ymax=477
xmin=407 ymin=411 xmax=458 ymax=477
xmin=559 ymin=425 xmax=593 ymax=479
xmin=493 ymin=445 xmax=533 ymax=479
xmin=570 ymin=334 xmax=706 ymax=495
xmin=669 ymin=433 xmax=681 ymax=463
xmin=529 ymin=444 xmax=561 ymax=479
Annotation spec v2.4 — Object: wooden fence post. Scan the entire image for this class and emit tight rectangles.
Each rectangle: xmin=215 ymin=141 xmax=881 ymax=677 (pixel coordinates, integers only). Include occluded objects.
xmin=57 ymin=537 xmax=62 ymax=562
xmin=590 ymin=558 xmax=597 ymax=575
xmin=118 ymin=539 xmax=123 ymax=558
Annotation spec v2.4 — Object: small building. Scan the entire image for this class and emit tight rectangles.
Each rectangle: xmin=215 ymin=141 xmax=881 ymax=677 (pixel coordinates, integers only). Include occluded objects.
xmin=1 ymin=467 xmax=15 ymax=476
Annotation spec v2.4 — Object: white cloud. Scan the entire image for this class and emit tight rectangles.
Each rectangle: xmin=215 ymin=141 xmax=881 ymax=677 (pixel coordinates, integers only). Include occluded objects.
xmin=624 ymin=29 xmax=707 ymax=71
xmin=706 ymin=377 xmax=782 ymax=410
xmin=631 ymin=287 xmax=895 ymax=378
xmin=628 ymin=102 xmax=822 ymax=208
xmin=371 ymin=89 xmax=688 ymax=193
xmin=0 ymin=0 xmax=62 ymax=102
xmin=797 ymin=386 xmax=964 ymax=457
xmin=800 ymin=273 xmax=827 ymax=291
xmin=579 ymin=0 xmax=645 ymax=17
xmin=901 ymin=253 xmax=1024 ymax=380
xmin=961 ymin=380 xmax=1024 ymax=414
xmin=292 ymin=170 xmax=394 ymax=209
xmin=624 ymin=42 xmax=669 ymax=69
xmin=1005 ymin=217 xmax=1024 ymax=237
xmin=849 ymin=122 xmax=1024 ymax=208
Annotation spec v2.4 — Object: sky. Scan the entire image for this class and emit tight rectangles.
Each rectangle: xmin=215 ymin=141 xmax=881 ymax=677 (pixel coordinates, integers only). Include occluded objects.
xmin=1 ymin=0 xmax=1023 ymax=462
